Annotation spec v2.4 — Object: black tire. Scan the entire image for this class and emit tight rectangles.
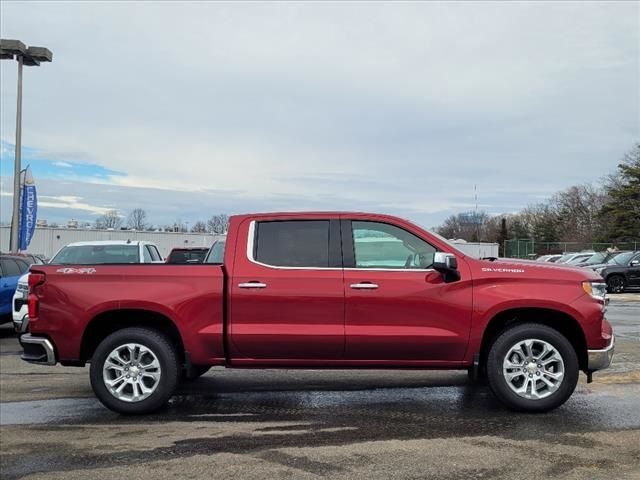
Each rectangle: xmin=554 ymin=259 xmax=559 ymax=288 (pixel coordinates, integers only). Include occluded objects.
xmin=182 ymin=365 xmax=211 ymax=381
xmin=486 ymin=323 xmax=579 ymax=412
xmin=90 ymin=327 xmax=179 ymax=415
xmin=606 ymin=274 xmax=626 ymax=294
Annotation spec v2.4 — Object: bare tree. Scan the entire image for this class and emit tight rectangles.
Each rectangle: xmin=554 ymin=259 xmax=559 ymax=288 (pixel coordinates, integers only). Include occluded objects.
xmin=95 ymin=210 xmax=122 ymax=229
xmin=191 ymin=221 xmax=208 ymax=233
xmin=436 ymin=211 xmax=490 ymax=241
xmin=127 ymin=208 xmax=148 ymax=230
xmin=551 ymin=184 xmax=608 ymax=243
xmin=207 ymin=214 xmax=229 ymax=234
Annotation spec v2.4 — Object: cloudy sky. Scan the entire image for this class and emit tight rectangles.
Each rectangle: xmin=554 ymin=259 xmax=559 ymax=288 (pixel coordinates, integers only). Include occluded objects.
xmin=1 ymin=1 xmax=638 ymax=229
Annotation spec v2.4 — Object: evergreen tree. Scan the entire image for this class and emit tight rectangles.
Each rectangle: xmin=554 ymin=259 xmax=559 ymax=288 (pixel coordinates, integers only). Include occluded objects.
xmin=599 ymin=143 xmax=640 ymax=241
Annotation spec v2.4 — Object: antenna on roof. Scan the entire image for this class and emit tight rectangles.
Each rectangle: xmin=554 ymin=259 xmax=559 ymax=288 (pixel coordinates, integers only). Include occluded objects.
xmin=126 ymin=238 xmax=131 ymax=244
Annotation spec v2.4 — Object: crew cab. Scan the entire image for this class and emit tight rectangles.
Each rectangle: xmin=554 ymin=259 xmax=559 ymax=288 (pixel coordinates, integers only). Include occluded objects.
xmin=21 ymin=212 xmax=615 ymax=414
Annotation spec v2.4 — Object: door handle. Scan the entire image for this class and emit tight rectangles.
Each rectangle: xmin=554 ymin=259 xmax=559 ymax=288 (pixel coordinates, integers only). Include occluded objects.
xmin=238 ymin=282 xmax=267 ymax=289
xmin=350 ymin=282 xmax=379 ymax=290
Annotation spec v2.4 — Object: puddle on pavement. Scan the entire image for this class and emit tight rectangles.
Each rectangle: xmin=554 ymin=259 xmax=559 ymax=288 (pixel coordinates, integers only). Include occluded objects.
xmin=2 ymin=384 xmax=639 ymax=433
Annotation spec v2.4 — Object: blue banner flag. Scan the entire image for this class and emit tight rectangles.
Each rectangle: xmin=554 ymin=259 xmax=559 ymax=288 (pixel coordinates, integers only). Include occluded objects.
xmin=19 ymin=166 xmax=37 ymax=251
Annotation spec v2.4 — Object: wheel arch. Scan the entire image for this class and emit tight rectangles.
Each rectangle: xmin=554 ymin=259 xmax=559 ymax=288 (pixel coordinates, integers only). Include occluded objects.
xmin=80 ymin=309 xmax=185 ymax=364
xmin=479 ymin=307 xmax=588 ymax=372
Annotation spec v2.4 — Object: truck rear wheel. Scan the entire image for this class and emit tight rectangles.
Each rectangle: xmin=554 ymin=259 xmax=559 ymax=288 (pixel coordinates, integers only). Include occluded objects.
xmin=89 ymin=327 xmax=179 ymax=414
xmin=486 ymin=323 xmax=578 ymax=412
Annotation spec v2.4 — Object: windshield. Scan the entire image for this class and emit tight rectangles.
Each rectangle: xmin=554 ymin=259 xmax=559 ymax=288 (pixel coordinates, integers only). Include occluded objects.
xmin=607 ymin=252 xmax=633 ymax=265
xmin=51 ymin=245 xmax=140 ymax=264
xmin=555 ymin=254 xmax=575 ymax=263
xmin=205 ymin=240 xmax=226 ymax=264
xmin=567 ymin=254 xmax=593 ymax=265
xmin=580 ymin=252 xmax=605 ymax=265
xmin=582 ymin=252 xmax=620 ymax=266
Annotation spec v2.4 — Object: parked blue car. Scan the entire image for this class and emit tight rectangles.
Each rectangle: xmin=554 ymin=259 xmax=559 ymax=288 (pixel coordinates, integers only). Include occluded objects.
xmin=0 ymin=255 xmax=31 ymax=318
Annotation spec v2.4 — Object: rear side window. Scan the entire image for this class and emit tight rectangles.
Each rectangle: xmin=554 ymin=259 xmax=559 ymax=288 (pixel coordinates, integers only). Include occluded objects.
xmin=254 ymin=221 xmax=330 ymax=268
xmin=148 ymin=246 xmax=162 ymax=261
xmin=142 ymin=246 xmax=153 ymax=262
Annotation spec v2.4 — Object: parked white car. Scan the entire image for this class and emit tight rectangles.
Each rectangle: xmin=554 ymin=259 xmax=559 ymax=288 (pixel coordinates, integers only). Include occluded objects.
xmin=12 ymin=240 xmax=163 ymax=333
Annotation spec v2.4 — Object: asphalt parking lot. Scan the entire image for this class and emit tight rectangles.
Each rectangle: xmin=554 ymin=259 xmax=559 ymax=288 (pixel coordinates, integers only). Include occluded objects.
xmin=1 ymin=296 xmax=639 ymax=480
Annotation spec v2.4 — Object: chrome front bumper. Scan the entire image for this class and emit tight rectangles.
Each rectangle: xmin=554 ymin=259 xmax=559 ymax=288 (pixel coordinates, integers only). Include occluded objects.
xmin=587 ymin=335 xmax=615 ymax=371
xmin=20 ymin=334 xmax=56 ymax=365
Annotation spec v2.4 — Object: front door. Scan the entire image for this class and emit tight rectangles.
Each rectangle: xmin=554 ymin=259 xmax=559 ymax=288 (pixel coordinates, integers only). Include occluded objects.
xmin=628 ymin=253 xmax=640 ymax=286
xmin=342 ymin=220 xmax=472 ymax=362
xmin=229 ymin=217 xmax=345 ymax=359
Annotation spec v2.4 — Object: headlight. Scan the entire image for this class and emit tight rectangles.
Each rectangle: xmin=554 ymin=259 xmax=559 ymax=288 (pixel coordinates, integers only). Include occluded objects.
xmin=582 ymin=281 xmax=608 ymax=301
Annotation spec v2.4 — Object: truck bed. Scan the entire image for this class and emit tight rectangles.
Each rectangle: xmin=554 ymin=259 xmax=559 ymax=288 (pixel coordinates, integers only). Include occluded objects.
xmin=28 ymin=264 xmax=226 ymax=365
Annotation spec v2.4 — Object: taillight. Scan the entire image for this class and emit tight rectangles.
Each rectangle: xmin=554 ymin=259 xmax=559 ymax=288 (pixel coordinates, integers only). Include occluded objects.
xmin=28 ymin=272 xmax=46 ymax=289
xmin=28 ymin=271 xmax=45 ymax=319
xmin=28 ymin=293 xmax=39 ymax=319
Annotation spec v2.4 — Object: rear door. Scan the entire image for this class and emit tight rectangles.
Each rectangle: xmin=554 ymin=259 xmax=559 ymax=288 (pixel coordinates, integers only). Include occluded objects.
xmin=228 ymin=217 xmax=344 ymax=359
xmin=342 ymin=219 xmax=472 ymax=362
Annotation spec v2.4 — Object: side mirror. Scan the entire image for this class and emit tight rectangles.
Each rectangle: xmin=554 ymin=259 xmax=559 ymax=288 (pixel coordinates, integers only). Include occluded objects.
xmin=433 ymin=252 xmax=460 ymax=283
xmin=630 ymin=260 xmax=640 ymax=267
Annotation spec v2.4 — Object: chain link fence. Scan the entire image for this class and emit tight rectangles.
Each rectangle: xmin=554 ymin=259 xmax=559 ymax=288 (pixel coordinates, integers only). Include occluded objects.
xmin=504 ymin=239 xmax=640 ymax=259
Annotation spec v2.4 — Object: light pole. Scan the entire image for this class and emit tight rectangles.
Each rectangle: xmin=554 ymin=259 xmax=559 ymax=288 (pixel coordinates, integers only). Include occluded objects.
xmin=0 ymin=39 xmax=52 ymax=252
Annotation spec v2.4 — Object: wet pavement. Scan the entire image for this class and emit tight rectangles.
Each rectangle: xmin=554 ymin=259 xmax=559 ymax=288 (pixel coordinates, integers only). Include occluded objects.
xmin=0 ymin=297 xmax=639 ymax=479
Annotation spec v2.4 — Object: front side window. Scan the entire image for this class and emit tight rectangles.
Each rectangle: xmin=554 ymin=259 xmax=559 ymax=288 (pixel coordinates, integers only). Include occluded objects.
xmin=142 ymin=246 xmax=153 ymax=262
xmin=254 ymin=220 xmax=330 ymax=268
xmin=352 ymin=221 xmax=436 ymax=269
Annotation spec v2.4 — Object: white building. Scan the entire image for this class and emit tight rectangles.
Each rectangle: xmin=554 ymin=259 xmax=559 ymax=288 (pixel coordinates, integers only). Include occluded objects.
xmin=0 ymin=226 xmax=223 ymax=259
xmin=451 ymin=239 xmax=499 ymax=258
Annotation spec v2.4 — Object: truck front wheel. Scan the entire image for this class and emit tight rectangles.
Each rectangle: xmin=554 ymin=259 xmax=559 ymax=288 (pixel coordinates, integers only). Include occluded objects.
xmin=89 ymin=327 xmax=179 ymax=414
xmin=606 ymin=275 xmax=626 ymax=294
xmin=486 ymin=323 xmax=579 ymax=412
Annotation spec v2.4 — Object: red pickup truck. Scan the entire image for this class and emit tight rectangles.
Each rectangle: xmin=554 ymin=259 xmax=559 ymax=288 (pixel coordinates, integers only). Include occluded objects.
xmin=21 ymin=212 xmax=614 ymax=414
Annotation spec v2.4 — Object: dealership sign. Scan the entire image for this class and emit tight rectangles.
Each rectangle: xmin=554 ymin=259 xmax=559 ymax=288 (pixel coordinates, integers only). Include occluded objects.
xmin=19 ymin=166 xmax=37 ymax=251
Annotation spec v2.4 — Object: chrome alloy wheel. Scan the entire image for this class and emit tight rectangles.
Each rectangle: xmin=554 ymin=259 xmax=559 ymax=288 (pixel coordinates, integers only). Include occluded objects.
xmin=102 ymin=343 xmax=162 ymax=402
xmin=502 ymin=339 xmax=565 ymax=400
